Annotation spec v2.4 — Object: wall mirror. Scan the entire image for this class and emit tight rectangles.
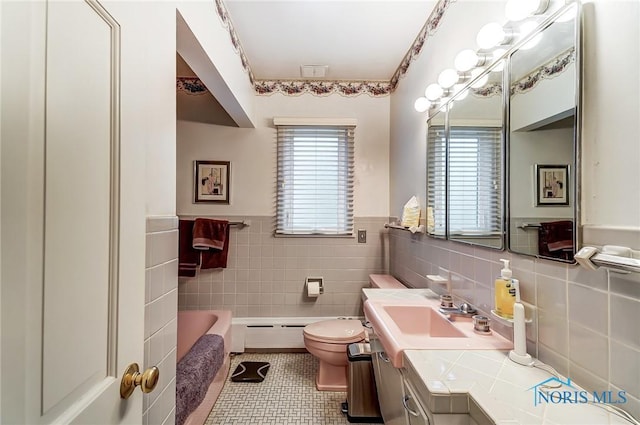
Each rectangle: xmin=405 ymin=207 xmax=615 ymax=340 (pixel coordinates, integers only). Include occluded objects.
xmin=425 ymin=61 xmax=505 ymax=249
xmin=507 ymin=2 xmax=580 ymax=262
xmin=447 ymin=62 xmax=504 ymax=249
xmin=426 ymin=109 xmax=446 ymax=238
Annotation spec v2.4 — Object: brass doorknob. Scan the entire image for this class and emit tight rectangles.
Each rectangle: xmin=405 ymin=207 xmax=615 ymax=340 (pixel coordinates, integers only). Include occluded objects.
xmin=120 ymin=363 xmax=160 ymax=399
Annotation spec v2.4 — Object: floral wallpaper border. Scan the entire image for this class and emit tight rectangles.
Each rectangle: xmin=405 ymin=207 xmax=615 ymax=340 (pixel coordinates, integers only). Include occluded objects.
xmin=205 ymin=0 xmax=453 ymax=97
xmin=177 ymin=77 xmax=208 ymax=95
xmin=179 ymin=4 xmax=572 ymax=100
xmin=214 ymin=0 xmax=255 ymax=85
xmin=389 ymin=0 xmax=454 ymax=91
xmin=471 ymin=83 xmax=502 ymax=98
xmin=511 ymin=48 xmax=576 ymax=95
xmin=253 ymin=80 xmax=393 ymax=97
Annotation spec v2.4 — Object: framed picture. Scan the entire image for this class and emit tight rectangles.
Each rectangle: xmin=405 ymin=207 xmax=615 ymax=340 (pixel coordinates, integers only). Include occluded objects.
xmin=194 ymin=160 xmax=230 ymax=204
xmin=535 ymin=164 xmax=569 ymax=206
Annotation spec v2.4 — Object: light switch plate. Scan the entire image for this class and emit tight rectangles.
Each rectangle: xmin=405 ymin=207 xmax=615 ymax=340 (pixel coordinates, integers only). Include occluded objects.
xmin=358 ymin=229 xmax=367 ymax=243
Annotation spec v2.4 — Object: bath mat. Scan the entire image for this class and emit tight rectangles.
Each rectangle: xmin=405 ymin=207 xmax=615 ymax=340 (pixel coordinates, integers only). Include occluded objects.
xmin=230 ymin=361 xmax=271 ymax=382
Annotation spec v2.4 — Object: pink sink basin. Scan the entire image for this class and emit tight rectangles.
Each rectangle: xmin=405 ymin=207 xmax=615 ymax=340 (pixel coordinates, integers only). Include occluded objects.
xmin=364 ymin=299 xmax=514 ymax=368
xmin=381 ymin=305 xmax=466 ymax=337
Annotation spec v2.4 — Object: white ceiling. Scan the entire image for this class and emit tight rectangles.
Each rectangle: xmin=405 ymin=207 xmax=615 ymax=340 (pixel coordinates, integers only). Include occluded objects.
xmin=223 ymin=0 xmax=438 ymax=81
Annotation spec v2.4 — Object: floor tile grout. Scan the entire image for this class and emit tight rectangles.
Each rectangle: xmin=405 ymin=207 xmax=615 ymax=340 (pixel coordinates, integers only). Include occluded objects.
xmin=205 ymin=353 xmax=380 ymax=425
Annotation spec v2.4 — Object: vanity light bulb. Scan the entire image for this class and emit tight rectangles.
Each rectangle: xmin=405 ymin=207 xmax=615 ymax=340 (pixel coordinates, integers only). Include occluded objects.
xmin=454 ymin=49 xmax=479 ymax=72
xmin=519 ymin=21 xmax=544 ymax=50
xmin=505 ymin=0 xmax=547 ymax=22
xmin=425 ymin=83 xmax=444 ymax=101
xmin=438 ymin=69 xmax=460 ymax=89
xmin=470 ymin=69 xmax=488 ymax=89
xmin=477 ymin=22 xmax=507 ymax=49
xmin=414 ymin=97 xmax=431 ymax=112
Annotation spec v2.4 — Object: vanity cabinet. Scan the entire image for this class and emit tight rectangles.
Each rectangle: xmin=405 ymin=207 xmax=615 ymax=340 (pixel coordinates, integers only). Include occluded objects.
xmin=402 ymin=376 xmax=432 ymax=425
xmin=370 ymin=332 xmax=408 ymax=425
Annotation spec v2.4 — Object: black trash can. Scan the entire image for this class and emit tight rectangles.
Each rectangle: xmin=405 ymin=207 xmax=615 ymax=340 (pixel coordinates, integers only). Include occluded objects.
xmin=345 ymin=343 xmax=383 ymax=423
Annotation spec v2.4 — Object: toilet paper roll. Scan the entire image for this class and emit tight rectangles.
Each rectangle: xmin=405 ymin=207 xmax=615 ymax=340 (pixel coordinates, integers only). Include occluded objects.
xmin=307 ymin=281 xmax=320 ymax=298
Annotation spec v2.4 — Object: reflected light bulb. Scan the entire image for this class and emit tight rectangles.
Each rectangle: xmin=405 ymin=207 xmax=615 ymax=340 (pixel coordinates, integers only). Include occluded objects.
xmin=519 ymin=21 xmax=543 ymax=50
xmin=438 ymin=69 xmax=460 ymax=89
xmin=455 ymin=49 xmax=480 ymax=72
xmin=470 ymin=69 xmax=489 ymax=89
xmin=477 ymin=22 xmax=507 ymax=49
xmin=425 ymin=83 xmax=444 ymax=101
xmin=414 ymin=97 xmax=430 ymax=112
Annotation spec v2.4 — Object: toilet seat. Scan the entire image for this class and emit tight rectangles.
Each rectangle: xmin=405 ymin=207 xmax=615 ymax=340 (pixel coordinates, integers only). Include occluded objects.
xmin=303 ymin=319 xmax=365 ymax=344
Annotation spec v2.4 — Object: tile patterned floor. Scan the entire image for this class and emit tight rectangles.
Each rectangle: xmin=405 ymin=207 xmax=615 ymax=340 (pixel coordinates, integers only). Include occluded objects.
xmin=205 ymin=353 xmax=381 ymax=425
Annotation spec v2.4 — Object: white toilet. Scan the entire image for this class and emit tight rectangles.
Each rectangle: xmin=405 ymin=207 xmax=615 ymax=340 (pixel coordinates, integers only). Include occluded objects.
xmin=303 ymin=319 xmax=365 ymax=391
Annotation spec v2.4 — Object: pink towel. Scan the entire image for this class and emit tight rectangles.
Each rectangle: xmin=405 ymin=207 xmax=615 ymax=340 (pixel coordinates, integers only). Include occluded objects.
xmin=193 ymin=219 xmax=229 ymax=250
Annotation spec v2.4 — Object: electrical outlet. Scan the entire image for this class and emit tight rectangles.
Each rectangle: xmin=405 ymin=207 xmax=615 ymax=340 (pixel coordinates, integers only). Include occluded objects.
xmin=357 ymin=229 xmax=367 ymax=243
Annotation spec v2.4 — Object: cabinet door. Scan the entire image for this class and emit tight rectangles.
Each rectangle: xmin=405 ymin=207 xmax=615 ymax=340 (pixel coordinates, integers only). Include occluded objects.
xmin=370 ymin=335 xmax=408 ymax=425
xmin=403 ymin=377 xmax=433 ymax=425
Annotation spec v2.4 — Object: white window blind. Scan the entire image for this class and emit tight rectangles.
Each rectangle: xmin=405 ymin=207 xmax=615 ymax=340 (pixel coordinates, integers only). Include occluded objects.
xmin=276 ymin=125 xmax=355 ymax=236
xmin=448 ymin=126 xmax=502 ymax=236
xmin=426 ymin=125 xmax=447 ymax=237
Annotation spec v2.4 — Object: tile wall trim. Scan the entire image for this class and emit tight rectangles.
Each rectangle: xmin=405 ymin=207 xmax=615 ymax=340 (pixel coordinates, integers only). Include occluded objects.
xmin=146 ymin=215 xmax=178 ymax=233
xmin=582 ymin=225 xmax=640 ymax=250
xmin=144 ymin=220 xmax=178 ymax=425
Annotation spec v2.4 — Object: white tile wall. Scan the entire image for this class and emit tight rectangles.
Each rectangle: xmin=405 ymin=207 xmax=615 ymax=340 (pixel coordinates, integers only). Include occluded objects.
xmin=178 ymin=216 xmax=389 ymax=317
xmin=144 ymin=217 xmax=178 ymax=425
xmin=389 ymin=227 xmax=640 ymax=420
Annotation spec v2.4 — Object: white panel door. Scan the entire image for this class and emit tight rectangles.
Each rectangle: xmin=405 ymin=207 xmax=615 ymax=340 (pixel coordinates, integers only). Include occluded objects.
xmin=1 ymin=0 xmax=148 ymax=423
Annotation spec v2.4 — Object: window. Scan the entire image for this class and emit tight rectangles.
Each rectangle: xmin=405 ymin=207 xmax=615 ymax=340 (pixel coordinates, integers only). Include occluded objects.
xmin=448 ymin=126 xmax=502 ymax=235
xmin=275 ymin=122 xmax=355 ymax=236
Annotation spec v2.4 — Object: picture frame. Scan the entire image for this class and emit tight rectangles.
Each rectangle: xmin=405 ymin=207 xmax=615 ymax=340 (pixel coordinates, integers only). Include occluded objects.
xmin=194 ymin=160 xmax=230 ymax=204
xmin=535 ymin=164 xmax=569 ymax=206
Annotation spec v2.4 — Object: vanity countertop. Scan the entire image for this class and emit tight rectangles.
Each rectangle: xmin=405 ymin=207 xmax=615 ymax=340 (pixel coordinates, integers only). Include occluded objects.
xmin=404 ymin=349 xmax=631 ymax=425
xmin=362 ymin=286 xmax=634 ymax=425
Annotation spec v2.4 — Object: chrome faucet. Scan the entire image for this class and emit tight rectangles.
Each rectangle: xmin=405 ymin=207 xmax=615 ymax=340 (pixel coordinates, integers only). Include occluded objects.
xmin=438 ymin=294 xmax=477 ymax=317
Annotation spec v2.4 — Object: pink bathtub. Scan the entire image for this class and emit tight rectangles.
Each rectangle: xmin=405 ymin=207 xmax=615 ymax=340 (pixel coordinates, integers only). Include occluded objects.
xmin=177 ymin=310 xmax=232 ymax=425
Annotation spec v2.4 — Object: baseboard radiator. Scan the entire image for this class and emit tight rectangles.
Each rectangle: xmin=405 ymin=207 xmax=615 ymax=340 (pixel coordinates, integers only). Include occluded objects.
xmin=231 ymin=316 xmax=362 ymax=353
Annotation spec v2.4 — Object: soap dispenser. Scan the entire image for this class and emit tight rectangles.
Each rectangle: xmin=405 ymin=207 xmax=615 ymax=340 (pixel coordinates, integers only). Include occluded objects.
xmin=494 ymin=259 xmax=515 ymax=319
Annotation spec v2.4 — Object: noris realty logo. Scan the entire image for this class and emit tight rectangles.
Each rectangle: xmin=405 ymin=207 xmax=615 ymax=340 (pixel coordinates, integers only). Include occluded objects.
xmin=528 ymin=377 xmax=627 ymax=407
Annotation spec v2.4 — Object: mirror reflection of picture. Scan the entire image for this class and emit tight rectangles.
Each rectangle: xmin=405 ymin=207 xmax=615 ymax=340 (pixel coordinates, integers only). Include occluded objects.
xmin=536 ymin=164 xmax=569 ymax=206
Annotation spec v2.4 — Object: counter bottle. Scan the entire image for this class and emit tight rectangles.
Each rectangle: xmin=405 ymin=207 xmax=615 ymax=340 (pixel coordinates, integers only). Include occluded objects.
xmin=495 ymin=259 xmax=515 ymax=319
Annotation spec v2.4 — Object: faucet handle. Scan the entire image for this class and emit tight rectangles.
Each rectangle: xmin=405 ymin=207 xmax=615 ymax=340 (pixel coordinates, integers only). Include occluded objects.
xmin=440 ymin=294 xmax=454 ymax=308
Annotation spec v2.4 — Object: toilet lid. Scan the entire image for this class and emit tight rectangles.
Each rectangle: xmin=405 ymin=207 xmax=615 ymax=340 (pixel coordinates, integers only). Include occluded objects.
xmin=303 ymin=319 xmax=365 ymax=343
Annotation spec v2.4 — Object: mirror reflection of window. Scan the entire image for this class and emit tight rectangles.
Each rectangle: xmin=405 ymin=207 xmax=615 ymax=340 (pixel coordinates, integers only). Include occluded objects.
xmin=448 ymin=127 xmax=501 ymax=237
xmin=445 ymin=66 xmax=504 ymax=250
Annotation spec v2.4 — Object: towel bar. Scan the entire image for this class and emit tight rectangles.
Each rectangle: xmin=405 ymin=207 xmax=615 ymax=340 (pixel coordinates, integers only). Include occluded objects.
xmin=517 ymin=223 xmax=541 ymax=230
xmin=179 ymin=216 xmax=250 ymax=229
xmin=575 ymin=245 xmax=640 ymax=273
xmin=384 ymin=223 xmax=425 ymax=233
